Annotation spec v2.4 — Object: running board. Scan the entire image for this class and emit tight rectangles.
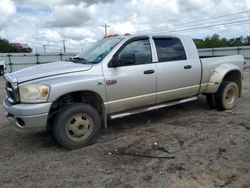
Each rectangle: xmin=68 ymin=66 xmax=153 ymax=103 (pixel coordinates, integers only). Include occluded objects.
xmin=110 ymin=96 xmax=198 ymax=119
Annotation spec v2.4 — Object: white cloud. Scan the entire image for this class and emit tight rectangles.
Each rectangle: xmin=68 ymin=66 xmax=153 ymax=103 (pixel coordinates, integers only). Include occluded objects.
xmin=61 ymin=28 xmax=95 ymax=40
xmin=34 ymin=30 xmax=62 ymax=43
xmin=13 ymin=0 xmax=115 ymax=8
xmin=62 ymin=0 xmax=115 ymax=5
xmin=109 ymin=21 xmax=136 ymax=35
xmin=0 ymin=30 xmax=6 ymax=38
xmin=46 ymin=3 xmax=96 ymax=27
xmin=13 ymin=0 xmax=61 ymax=8
xmin=1 ymin=0 xmax=250 ymax=52
xmin=0 ymin=0 xmax=16 ymax=29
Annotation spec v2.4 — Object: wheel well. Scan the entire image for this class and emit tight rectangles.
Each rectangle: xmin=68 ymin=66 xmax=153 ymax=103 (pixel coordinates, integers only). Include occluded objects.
xmin=48 ymin=91 xmax=106 ymax=130
xmin=223 ymin=70 xmax=242 ymax=96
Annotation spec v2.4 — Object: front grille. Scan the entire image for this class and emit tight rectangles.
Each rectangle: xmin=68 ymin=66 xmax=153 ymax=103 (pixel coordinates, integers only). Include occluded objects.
xmin=6 ymin=81 xmax=15 ymax=103
xmin=4 ymin=73 xmax=19 ymax=104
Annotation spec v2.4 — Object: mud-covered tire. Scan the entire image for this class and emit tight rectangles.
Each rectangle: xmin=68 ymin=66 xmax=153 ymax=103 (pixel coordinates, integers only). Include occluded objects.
xmin=53 ymin=103 xmax=101 ymax=150
xmin=215 ymin=81 xmax=239 ymax=110
xmin=206 ymin=94 xmax=216 ymax=108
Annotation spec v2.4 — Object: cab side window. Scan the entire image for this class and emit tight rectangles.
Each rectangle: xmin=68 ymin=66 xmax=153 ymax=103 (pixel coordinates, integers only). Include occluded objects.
xmin=118 ymin=39 xmax=152 ymax=65
xmin=154 ymin=38 xmax=186 ymax=62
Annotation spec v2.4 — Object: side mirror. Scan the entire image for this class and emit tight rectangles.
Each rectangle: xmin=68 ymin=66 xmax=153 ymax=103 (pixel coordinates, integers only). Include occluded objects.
xmin=108 ymin=53 xmax=135 ymax=68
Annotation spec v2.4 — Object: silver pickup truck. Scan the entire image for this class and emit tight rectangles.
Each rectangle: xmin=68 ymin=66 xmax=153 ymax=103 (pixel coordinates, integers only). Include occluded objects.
xmin=3 ymin=34 xmax=245 ymax=149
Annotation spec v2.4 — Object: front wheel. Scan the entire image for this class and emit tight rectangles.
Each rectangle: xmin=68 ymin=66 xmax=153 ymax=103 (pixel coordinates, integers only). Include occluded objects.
xmin=53 ymin=103 xmax=101 ymax=149
xmin=215 ymin=81 xmax=239 ymax=110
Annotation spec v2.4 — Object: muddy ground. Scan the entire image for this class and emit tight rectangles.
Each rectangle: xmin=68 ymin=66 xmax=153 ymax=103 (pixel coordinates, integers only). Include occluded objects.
xmin=0 ymin=70 xmax=250 ymax=188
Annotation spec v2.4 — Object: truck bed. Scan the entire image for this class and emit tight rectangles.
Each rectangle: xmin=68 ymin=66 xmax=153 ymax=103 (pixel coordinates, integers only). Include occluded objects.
xmin=200 ymin=55 xmax=245 ymax=85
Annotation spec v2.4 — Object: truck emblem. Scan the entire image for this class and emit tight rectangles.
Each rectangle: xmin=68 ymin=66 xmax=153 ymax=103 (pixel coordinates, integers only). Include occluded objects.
xmin=106 ymin=80 xmax=117 ymax=86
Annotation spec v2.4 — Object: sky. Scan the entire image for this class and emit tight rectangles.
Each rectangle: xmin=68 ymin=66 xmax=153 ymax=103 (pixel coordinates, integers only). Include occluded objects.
xmin=0 ymin=0 xmax=250 ymax=53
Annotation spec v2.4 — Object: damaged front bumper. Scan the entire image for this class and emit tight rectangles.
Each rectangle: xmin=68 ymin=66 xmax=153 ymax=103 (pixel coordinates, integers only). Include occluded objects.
xmin=3 ymin=98 xmax=52 ymax=133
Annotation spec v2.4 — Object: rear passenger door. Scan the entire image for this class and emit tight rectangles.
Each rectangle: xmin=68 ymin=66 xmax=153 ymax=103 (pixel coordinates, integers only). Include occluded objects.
xmin=153 ymin=37 xmax=198 ymax=104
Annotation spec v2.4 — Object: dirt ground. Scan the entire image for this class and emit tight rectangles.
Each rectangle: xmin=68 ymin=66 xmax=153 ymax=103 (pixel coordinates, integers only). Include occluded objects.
xmin=0 ymin=71 xmax=249 ymax=188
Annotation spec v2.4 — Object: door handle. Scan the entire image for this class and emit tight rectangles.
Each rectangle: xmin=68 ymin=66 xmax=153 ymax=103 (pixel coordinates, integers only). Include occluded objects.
xmin=144 ymin=70 xmax=155 ymax=74
xmin=184 ymin=65 xmax=192 ymax=69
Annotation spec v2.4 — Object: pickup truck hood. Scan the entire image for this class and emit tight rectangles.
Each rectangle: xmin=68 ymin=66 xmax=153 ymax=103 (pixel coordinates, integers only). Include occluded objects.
xmin=11 ymin=61 xmax=92 ymax=83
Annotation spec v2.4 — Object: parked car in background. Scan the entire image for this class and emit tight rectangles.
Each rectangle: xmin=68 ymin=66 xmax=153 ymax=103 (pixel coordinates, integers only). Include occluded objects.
xmin=3 ymin=34 xmax=245 ymax=149
xmin=0 ymin=61 xmax=6 ymax=75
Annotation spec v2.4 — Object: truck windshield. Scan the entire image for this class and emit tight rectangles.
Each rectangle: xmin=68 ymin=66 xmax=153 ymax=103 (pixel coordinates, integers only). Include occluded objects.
xmin=72 ymin=37 xmax=124 ymax=64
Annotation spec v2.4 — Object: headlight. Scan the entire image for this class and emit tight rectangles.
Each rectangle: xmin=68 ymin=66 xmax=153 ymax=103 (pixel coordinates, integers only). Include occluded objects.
xmin=19 ymin=84 xmax=50 ymax=103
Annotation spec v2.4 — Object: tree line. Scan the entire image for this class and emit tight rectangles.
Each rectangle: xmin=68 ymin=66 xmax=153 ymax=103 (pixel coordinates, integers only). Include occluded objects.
xmin=194 ymin=34 xmax=250 ymax=48
xmin=0 ymin=37 xmax=32 ymax=53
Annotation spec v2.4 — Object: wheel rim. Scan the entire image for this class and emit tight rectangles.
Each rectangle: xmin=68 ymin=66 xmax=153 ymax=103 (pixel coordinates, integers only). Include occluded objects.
xmin=225 ymin=86 xmax=237 ymax=105
xmin=66 ymin=113 xmax=94 ymax=141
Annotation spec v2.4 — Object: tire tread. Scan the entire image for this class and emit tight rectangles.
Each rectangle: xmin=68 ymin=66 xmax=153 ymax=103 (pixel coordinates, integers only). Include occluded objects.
xmin=53 ymin=103 xmax=101 ymax=149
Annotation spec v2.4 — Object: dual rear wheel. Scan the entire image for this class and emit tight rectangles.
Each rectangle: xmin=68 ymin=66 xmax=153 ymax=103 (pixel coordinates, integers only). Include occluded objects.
xmin=206 ymin=81 xmax=239 ymax=110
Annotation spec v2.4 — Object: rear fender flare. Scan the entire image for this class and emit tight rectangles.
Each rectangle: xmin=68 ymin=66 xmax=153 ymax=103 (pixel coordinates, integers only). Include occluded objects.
xmin=205 ymin=64 xmax=241 ymax=93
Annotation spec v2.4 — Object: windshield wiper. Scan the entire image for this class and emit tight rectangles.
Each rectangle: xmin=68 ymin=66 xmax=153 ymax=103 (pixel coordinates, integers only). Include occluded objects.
xmin=71 ymin=57 xmax=86 ymax=60
xmin=68 ymin=57 xmax=88 ymax=64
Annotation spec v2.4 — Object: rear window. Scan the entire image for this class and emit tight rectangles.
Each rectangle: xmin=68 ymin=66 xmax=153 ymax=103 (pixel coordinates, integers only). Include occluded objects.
xmin=154 ymin=38 xmax=187 ymax=62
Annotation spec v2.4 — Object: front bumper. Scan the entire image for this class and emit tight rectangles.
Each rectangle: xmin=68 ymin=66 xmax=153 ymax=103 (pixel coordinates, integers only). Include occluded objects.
xmin=3 ymin=98 xmax=52 ymax=133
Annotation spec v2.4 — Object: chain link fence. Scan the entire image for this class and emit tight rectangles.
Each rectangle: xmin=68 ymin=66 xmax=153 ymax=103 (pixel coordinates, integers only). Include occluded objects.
xmin=1 ymin=46 xmax=250 ymax=73
xmin=198 ymin=46 xmax=250 ymax=68
xmin=0 ymin=53 xmax=76 ymax=72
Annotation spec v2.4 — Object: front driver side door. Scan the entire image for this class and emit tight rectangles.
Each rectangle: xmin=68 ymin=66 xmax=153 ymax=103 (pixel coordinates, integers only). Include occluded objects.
xmin=103 ymin=37 xmax=157 ymax=114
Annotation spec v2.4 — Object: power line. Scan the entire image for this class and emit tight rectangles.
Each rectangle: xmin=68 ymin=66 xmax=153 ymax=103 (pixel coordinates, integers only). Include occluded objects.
xmin=137 ymin=15 xmax=249 ymax=34
xmin=136 ymin=15 xmax=247 ymax=33
xmin=177 ymin=21 xmax=250 ymax=34
xmin=136 ymin=10 xmax=250 ymax=33
xmin=145 ymin=19 xmax=250 ymax=35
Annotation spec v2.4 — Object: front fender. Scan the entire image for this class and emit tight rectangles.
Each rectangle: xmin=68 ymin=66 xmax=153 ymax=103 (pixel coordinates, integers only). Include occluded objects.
xmin=205 ymin=64 xmax=241 ymax=93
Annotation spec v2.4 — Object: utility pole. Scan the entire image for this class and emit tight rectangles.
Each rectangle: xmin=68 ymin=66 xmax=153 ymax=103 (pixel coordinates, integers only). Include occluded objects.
xmin=101 ymin=23 xmax=110 ymax=37
xmin=62 ymin=40 xmax=66 ymax=53
xmin=43 ymin=45 xmax=46 ymax=54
